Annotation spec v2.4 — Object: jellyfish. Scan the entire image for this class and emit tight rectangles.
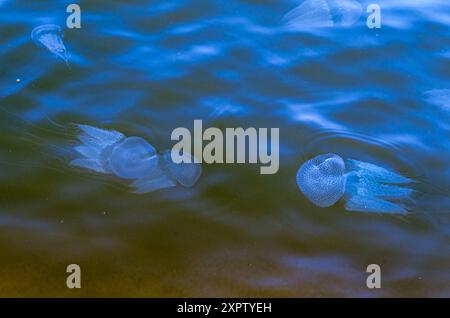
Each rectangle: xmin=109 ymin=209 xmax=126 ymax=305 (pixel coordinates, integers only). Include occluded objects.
xmin=31 ymin=24 xmax=70 ymax=63
xmin=282 ymin=0 xmax=363 ymax=30
xmin=70 ymin=124 xmax=201 ymax=194
xmin=109 ymin=137 xmax=159 ymax=179
xmin=159 ymin=150 xmax=202 ymax=187
xmin=296 ymin=154 xmax=415 ymax=214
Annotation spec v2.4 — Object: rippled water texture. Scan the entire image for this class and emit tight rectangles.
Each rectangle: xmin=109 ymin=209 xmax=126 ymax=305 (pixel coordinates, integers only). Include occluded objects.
xmin=0 ymin=0 xmax=449 ymax=297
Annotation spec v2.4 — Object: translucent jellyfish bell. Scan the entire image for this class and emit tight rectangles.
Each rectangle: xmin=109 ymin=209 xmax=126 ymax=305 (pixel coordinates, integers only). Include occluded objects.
xmin=296 ymin=154 xmax=415 ymax=214
xmin=31 ymin=24 xmax=70 ymax=63
xmin=70 ymin=124 xmax=201 ymax=194
xmin=160 ymin=150 xmax=202 ymax=187
xmin=282 ymin=0 xmax=363 ymax=30
xmin=109 ymin=137 xmax=159 ymax=179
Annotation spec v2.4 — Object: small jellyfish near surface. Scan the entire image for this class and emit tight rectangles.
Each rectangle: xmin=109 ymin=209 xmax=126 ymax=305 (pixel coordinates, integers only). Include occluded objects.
xmin=297 ymin=154 xmax=346 ymax=208
xmin=296 ymin=154 xmax=415 ymax=214
xmin=159 ymin=150 xmax=202 ymax=187
xmin=70 ymin=124 xmax=202 ymax=194
xmin=31 ymin=24 xmax=70 ymax=63
xmin=282 ymin=0 xmax=363 ymax=30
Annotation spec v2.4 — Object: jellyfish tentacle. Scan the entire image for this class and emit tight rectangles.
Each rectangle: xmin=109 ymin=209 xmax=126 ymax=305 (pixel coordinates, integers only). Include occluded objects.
xmin=345 ymin=195 xmax=409 ymax=215
xmin=330 ymin=0 xmax=362 ymax=26
xmin=282 ymin=0 xmax=334 ymax=29
xmin=345 ymin=159 xmax=413 ymax=184
xmin=77 ymin=135 xmax=102 ymax=150
xmin=71 ymin=125 xmax=126 ymax=174
xmin=69 ymin=158 xmax=107 ymax=174
xmin=77 ymin=124 xmax=125 ymax=145
xmin=73 ymin=145 xmax=100 ymax=160
xmin=345 ymin=159 xmax=415 ymax=214
xmin=343 ymin=159 xmax=415 ymax=213
xmin=364 ymin=182 xmax=414 ymax=199
xmin=130 ymin=164 xmax=177 ymax=194
xmin=344 ymin=173 xmax=414 ymax=215
xmin=282 ymin=0 xmax=362 ymax=30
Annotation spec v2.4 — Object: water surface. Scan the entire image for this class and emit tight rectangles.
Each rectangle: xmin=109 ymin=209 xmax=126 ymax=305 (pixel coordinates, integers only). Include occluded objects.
xmin=0 ymin=0 xmax=449 ymax=297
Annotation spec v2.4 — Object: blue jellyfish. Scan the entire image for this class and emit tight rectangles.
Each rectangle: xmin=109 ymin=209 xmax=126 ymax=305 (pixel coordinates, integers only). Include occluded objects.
xmin=296 ymin=154 xmax=415 ymax=214
xmin=282 ymin=0 xmax=363 ymax=30
xmin=159 ymin=150 xmax=202 ymax=187
xmin=70 ymin=124 xmax=201 ymax=194
xmin=109 ymin=137 xmax=159 ymax=179
xmin=31 ymin=24 xmax=70 ymax=63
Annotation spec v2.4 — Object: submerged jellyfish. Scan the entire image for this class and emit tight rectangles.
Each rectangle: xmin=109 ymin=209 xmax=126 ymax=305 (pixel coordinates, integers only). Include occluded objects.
xmin=296 ymin=154 xmax=415 ymax=214
xmin=31 ymin=24 xmax=70 ymax=63
xmin=70 ymin=124 xmax=201 ymax=194
xmin=159 ymin=150 xmax=202 ymax=187
xmin=282 ymin=0 xmax=363 ymax=30
xmin=109 ymin=137 xmax=159 ymax=179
